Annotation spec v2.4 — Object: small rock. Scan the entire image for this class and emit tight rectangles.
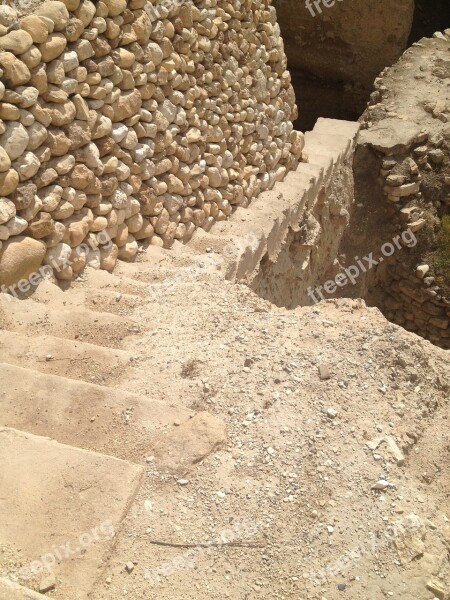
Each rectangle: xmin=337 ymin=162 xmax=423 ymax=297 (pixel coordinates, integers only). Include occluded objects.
xmin=371 ymin=479 xmax=390 ymax=491
xmin=39 ymin=572 xmax=56 ymax=593
xmin=416 ymin=264 xmax=430 ymax=279
xmin=318 ymin=364 xmax=331 ymax=380
xmin=177 ymin=479 xmax=189 ymax=486
xmin=326 ymin=407 xmax=338 ymax=419
xmin=426 ymin=580 xmax=445 ymax=599
xmin=125 ymin=562 xmax=134 ymax=573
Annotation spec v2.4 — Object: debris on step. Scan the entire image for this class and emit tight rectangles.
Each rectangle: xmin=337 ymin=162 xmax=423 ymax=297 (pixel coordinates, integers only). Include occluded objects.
xmin=125 ymin=562 xmax=135 ymax=574
xmin=318 ymin=364 xmax=331 ymax=380
xmin=393 ymin=514 xmax=427 ymax=564
xmin=150 ymin=411 xmax=226 ymax=475
xmin=39 ymin=572 xmax=56 ymax=594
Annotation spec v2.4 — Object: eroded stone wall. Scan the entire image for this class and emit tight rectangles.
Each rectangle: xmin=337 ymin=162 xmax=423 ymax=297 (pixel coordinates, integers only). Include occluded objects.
xmin=0 ymin=0 xmax=304 ymax=287
xmin=346 ymin=34 xmax=450 ymax=349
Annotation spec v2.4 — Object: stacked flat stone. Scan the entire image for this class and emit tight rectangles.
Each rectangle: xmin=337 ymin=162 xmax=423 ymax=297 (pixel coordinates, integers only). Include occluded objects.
xmin=0 ymin=0 xmax=304 ymax=281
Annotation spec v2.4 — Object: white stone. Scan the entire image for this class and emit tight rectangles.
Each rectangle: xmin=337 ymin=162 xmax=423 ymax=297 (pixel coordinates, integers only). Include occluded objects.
xmin=0 ymin=199 xmax=16 ymax=225
xmin=0 ymin=122 xmax=30 ymax=161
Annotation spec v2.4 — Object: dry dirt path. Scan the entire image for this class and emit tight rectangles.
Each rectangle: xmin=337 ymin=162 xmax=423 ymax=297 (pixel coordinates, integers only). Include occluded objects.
xmin=1 ymin=239 xmax=448 ymax=600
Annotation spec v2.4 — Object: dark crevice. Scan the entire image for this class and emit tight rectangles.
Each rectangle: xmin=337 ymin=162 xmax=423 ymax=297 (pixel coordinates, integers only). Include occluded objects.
xmin=277 ymin=1 xmax=450 ymax=132
xmin=409 ymin=0 xmax=450 ymax=43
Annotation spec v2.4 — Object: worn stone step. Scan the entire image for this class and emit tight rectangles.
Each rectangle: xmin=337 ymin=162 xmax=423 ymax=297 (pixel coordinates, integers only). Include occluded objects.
xmin=0 ymin=294 xmax=143 ymax=349
xmin=82 ymin=289 xmax=144 ymax=318
xmin=313 ymin=117 xmax=361 ymax=139
xmin=0 ymin=363 xmax=189 ymax=460
xmin=0 ymin=427 xmax=143 ymax=600
xmin=113 ymin=243 xmax=204 ymax=283
xmin=0 ymin=330 xmax=132 ymax=385
xmin=0 ymin=578 xmax=47 ymax=599
xmin=73 ymin=267 xmax=151 ymax=298
xmin=40 ymin=285 xmax=145 ymax=319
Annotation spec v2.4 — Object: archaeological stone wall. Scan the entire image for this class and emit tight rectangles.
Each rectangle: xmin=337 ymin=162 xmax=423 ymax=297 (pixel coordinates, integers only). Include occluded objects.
xmin=0 ymin=0 xmax=304 ymax=288
xmin=347 ymin=34 xmax=450 ymax=350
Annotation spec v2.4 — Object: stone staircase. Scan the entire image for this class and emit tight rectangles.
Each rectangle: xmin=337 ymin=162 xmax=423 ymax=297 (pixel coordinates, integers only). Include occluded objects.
xmin=0 ymin=118 xmax=361 ymax=598
xmin=0 ymin=243 xmax=194 ymax=599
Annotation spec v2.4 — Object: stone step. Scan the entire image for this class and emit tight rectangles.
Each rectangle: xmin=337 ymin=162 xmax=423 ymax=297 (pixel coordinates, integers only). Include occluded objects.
xmin=0 ymin=578 xmax=47 ymax=599
xmin=0 ymin=427 xmax=143 ymax=599
xmin=0 ymin=330 xmax=132 ymax=385
xmin=74 ymin=267 xmax=151 ymax=298
xmin=313 ymin=117 xmax=361 ymax=139
xmin=114 ymin=243 xmax=204 ymax=283
xmin=0 ymin=294 xmax=144 ymax=349
xmin=45 ymin=285 xmax=146 ymax=319
xmin=0 ymin=363 xmax=189 ymax=460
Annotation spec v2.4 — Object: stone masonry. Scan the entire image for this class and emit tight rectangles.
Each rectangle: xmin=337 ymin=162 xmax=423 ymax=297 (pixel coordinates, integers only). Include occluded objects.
xmin=353 ymin=33 xmax=450 ymax=349
xmin=0 ymin=0 xmax=304 ymax=286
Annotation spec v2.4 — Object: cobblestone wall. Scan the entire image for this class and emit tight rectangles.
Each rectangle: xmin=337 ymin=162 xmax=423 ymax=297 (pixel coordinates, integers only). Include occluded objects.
xmin=0 ymin=0 xmax=304 ymax=286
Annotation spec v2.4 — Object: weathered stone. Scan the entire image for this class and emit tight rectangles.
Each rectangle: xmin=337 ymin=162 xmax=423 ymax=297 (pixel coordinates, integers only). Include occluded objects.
xmin=0 ymin=199 xmax=16 ymax=225
xmin=100 ymin=242 xmax=118 ymax=271
xmin=27 ymin=212 xmax=55 ymax=239
xmin=74 ymin=0 xmax=96 ymax=26
xmin=0 ymin=236 xmax=46 ymax=288
xmin=0 ymin=30 xmax=33 ymax=54
xmin=0 ymin=103 xmax=20 ymax=121
xmin=40 ymin=33 xmax=67 ymax=62
xmin=0 ymin=53 xmax=31 ymax=86
xmin=111 ymin=89 xmax=142 ymax=122
xmin=393 ymin=514 xmax=426 ymax=564
xmin=151 ymin=411 xmax=226 ymax=474
xmin=13 ymin=152 xmax=40 ymax=182
xmin=61 ymin=213 xmax=91 ymax=247
xmin=44 ymin=241 xmax=72 ymax=269
xmin=20 ymin=16 xmax=50 ymax=44
xmin=11 ymin=183 xmax=36 ymax=211
xmin=0 ymin=123 xmax=29 ymax=161
xmin=102 ymin=0 xmax=127 ymax=17
xmin=6 ymin=216 xmax=28 ymax=236
xmin=0 ymin=5 xmax=18 ymax=28
xmin=35 ymin=1 xmax=70 ymax=31
xmin=0 ymin=147 xmax=11 ymax=173
xmin=0 ymin=170 xmax=19 ymax=196
xmin=117 ymin=234 xmax=138 ymax=259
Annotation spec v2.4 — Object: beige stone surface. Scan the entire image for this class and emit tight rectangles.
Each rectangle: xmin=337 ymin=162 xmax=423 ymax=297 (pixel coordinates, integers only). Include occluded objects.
xmin=0 ymin=0 xmax=302 ymax=281
xmin=151 ymin=411 xmax=227 ymax=475
xmin=0 ymin=236 xmax=46 ymax=288
xmin=0 ymin=427 xmax=142 ymax=598
xmin=0 ymin=578 xmax=46 ymax=599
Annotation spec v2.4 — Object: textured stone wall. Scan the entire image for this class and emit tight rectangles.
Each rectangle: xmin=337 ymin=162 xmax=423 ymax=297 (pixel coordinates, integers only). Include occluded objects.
xmin=0 ymin=0 xmax=304 ymax=287
xmin=349 ymin=33 xmax=450 ymax=349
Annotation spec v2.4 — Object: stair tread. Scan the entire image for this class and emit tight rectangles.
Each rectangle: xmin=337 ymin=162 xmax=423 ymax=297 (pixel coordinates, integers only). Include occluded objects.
xmin=0 ymin=578 xmax=47 ymax=599
xmin=0 ymin=295 xmax=144 ymax=349
xmin=0 ymin=330 xmax=132 ymax=383
xmin=0 ymin=427 xmax=142 ymax=599
xmin=0 ymin=363 xmax=189 ymax=459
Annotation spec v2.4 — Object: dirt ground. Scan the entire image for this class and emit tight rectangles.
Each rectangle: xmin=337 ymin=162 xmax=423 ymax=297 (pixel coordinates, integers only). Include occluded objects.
xmin=24 ymin=242 xmax=450 ymax=600
xmin=0 ymin=232 xmax=449 ymax=600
